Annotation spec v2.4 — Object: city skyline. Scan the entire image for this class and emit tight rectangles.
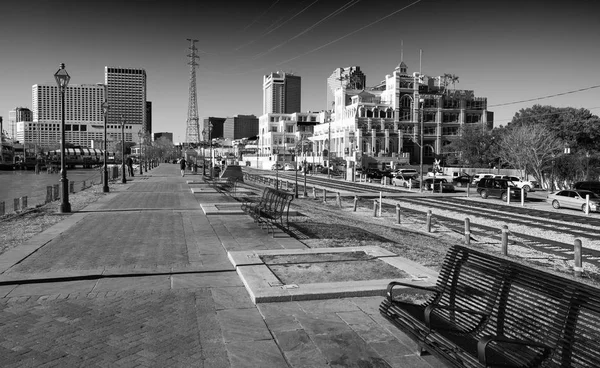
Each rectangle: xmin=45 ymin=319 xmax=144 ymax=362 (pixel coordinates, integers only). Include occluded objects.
xmin=1 ymin=0 xmax=599 ymax=143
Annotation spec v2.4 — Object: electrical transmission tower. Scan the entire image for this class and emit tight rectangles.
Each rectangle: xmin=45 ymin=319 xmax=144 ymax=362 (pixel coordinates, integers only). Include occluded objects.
xmin=185 ymin=39 xmax=200 ymax=145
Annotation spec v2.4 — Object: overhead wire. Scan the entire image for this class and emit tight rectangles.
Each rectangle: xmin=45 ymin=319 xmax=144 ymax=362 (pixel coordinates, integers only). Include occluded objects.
xmin=240 ymin=0 xmax=281 ymax=33
xmin=488 ymin=85 xmax=600 ymax=108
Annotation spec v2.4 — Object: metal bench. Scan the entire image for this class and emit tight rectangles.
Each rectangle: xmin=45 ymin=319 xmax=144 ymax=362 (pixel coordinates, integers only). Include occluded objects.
xmin=379 ymin=244 xmax=600 ymax=368
xmin=241 ymin=187 xmax=293 ymax=236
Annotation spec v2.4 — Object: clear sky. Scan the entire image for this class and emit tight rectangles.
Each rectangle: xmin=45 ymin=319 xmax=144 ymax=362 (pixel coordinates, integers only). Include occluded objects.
xmin=1 ymin=0 xmax=599 ymax=143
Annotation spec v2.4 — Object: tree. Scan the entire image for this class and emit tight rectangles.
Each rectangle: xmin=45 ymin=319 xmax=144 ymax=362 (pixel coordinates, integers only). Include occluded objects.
xmin=442 ymin=124 xmax=498 ymax=168
xmin=151 ymin=137 xmax=175 ymax=162
xmin=497 ymin=124 xmax=564 ymax=188
xmin=442 ymin=73 xmax=459 ymax=93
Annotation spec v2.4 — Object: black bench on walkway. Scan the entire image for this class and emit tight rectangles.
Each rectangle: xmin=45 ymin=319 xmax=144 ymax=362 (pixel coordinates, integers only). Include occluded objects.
xmin=380 ymin=244 xmax=600 ymax=368
xmin=204 ymin=176 xmax=238 ymax=196
xmin=241 ymin=187 xmax=294 ymax=236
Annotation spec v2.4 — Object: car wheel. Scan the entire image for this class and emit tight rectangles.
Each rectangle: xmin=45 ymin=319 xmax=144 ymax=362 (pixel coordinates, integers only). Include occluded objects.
xmin=392 ymin=182 xmax=396 ymax=187
xmin=480 ymin=190 xmax=488 ymax=199
xmin=456 ymin=182 xmax=462 ymax=187
xmin=523 ymin=185 xmax=530 ymax=192
xmin=582 ymin=204 xmax=591 ymax=213
xmin=552 ymin=200 xmax=560 ymax=209
xmin=501 ymin=192 xmax=508 ymax=201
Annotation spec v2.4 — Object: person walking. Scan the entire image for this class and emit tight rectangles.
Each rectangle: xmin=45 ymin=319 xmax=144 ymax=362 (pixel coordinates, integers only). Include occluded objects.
xmin=126 ymin=156 xmax=134 ymax=177
xmin=179 ymin=157 xmax=187 ymax=177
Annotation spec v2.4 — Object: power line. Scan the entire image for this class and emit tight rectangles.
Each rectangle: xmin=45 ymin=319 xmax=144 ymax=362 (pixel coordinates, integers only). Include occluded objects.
xmin=488 ymin=84 xmax=600 ymax=108
xmin=273 ymin=0 xmax=424 ymax=67
xmin=240 ymin=0 xmax=281 ymax=33
xmin=250 ymin=0 xmax=361 ymax=60
xmin=494 ymin=106 xmax=600 ymax=125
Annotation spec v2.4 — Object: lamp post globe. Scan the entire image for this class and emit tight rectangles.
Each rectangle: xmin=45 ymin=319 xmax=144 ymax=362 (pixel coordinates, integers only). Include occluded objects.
xmin=137 ymin=130 xmax=143 ymax=175
xmin=101 ymin=101 xmax=110 ymax=193
xmin=121 ymin=115 xmax=126 ymax=184
xmin=54 ymin=63 xmax=71 ymax=213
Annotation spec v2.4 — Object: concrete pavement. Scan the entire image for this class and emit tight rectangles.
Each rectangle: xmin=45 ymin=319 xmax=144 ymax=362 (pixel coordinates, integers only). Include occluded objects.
xmin=0 ymin=164 xmax=443 ymax=368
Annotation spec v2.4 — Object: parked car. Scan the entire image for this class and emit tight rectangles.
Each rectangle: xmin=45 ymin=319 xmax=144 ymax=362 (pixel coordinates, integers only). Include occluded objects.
xmin=422 ymin=178 xmax=455 ymax=192
xmin=494 ymin=175 xmax=538 ymax=192
xmin=393 ymin=168 xmax=419 ymax=177
xmin=477 ymin=178 xmax=525 ymax=200
xmin=283 ymin=163 xmax=297 ymax=171
xmin=365 ymin=169 xmax=385 ymax=179
xmin=471 ymin=173 xmax=495 ymax=185
xmin=573 ymin=181 xmax=600 ymax=196
xmin=452 ymin=173 xmax=472 ymax=187
xmin=547 ymin=189 xmax=600 ymax=212
xmin=392 ymin=174 xmax=419 ymax=188
xmin=271 ymin=163 xmax=283 ymax=170
xmin=320 ymin=167 xmax=341 ymax=176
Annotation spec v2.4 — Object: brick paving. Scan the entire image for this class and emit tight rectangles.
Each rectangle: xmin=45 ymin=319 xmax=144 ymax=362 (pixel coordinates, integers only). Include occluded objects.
xmin=0 ymin=164 xmax=442 ymax=368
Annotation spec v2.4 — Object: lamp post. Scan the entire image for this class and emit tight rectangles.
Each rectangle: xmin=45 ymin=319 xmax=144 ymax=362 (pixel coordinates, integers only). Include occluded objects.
xmin=209 ymin=122 xmax=213 ymax=179
xmin=294 ymin=140 xmax=299 ymax=198
xmin=419 ymin=98 xmax=424 ymax=193
xmin=137 ymin=130 xmax=143 ymax=175
xmin=54 ymin=63 xmax=71 ymax=213
xmin=201 ymin=129 xmax=206 ymax=176
xmin=101 ymin=100 xmax=110 ymax=193
xmin=120 ymin=115 xmax=126 ymax=184
xmin=303 ymin=140 xmax=308 ymax=197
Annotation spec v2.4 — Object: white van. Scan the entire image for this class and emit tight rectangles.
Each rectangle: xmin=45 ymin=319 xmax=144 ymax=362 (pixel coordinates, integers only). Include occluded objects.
xmin=471 ymin=173 xmax=494 ymax=185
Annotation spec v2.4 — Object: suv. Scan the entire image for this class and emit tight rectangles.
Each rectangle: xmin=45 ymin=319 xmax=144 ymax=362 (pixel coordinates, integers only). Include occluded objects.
xmin=477 ymin=178 xmax=525 ymax=200
xmin=573 ymin=181 xmax=600 ymax=195
xmin=494 ymin=175 xmax=538 ymax=192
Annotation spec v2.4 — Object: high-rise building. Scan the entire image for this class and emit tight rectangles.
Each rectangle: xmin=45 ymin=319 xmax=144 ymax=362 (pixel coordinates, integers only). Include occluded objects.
xmin=145 ymin=101 xmax=152 ymax=134
xmin=262 ymin=72 xmax=301 ymax=114
xmin=327 ymin=66 xmax=366 ymax=108
xmin=154 ymin=132 xmax=173 ymax=142
xmin=224 ymin=115 xmax=259 ymax=139
xmin=104 ymin=67 xmax=147 ymax=129
xmin=8 ymin=107 xmax=32 ymax=141
xmin=202 ymin=117 xmax=226 ymax=140
xmin=25 ymin=83 xmax=141 ymax=148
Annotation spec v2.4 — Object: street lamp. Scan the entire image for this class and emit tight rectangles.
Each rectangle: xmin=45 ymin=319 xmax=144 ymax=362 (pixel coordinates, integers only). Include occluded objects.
xmin=54 ymin=63 xmax=71 ymax=213
xmin=137 ymin=129 xmax=143 ymax=175
xmin=101 ymin=100 xmax=110 ymax=193
xmin=201 ymin=129 xmax=206 ymax=176
xmin=419 ymin=98 xmax=424 ymax=193
xmin=120 ymin=115 xmax=126 ymax=184
xmin=209 ymin=122 xmax=213 ymax=179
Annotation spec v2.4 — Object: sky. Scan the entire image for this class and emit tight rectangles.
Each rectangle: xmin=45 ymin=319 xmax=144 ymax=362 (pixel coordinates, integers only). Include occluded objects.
xmin=1 ymin=0 xmax=599 ymax=143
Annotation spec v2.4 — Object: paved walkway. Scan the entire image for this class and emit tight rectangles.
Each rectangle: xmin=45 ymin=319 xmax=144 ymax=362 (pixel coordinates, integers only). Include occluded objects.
xmin=0 ymin=164 xmax=443 ymax=368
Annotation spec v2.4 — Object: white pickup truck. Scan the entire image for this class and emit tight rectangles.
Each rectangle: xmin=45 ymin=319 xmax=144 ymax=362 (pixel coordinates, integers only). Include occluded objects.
xmin=427 ymin=171 xmax=472 ymax=187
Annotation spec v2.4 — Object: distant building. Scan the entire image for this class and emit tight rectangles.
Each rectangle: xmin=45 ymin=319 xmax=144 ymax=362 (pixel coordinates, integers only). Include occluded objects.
xmin=202 ymin=117 xmax=226 ymax=140
xmin=262 ymin=72 xmax=301 ymax=114
xmin=145 ymin=101 xmax=152 ymax=134
xmin=327 ymin=66 xmax=366 ymax=108
xmin=257 ymin=111 xmax=325 ymax=156
xmin=8 ymin=107 xmax=32 ymax=141
xmin=154 ymin=132 xmax=173 ymax=142
xmin=224 ymin=115 xmax=258 ymax=139
xmin=104 ymin=66 xmax=147 ymax=129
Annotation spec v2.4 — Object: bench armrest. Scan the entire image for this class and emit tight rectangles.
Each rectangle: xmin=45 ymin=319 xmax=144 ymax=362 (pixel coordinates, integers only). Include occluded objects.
xmin=424 ymin=304 xmax=490 ymax=330
xmin=477 ymin=334 xmax=552 ymax=366
xmin=386 ymin=281 xmax=436 ymax=303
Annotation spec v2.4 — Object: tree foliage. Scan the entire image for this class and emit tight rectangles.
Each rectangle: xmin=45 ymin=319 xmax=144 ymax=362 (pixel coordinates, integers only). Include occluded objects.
xmin=442 ymin=124 xmax=498 ymax=167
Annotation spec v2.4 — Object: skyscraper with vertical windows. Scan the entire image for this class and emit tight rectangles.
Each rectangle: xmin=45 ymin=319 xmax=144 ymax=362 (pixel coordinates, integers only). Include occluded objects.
xmin=262 ymin=72 xmax=301 ymax=114
xmin=104 ymin=67 xmax=147 ymax=130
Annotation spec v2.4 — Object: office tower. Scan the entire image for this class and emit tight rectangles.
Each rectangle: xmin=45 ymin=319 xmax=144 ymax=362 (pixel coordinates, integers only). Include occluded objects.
xmin=104 ymin=67 xmax=147 ymax=129
xmin=8 ymin=107 xmax=32 ymax=140
xmin=263 ymin=72 xmax=301 ymax=114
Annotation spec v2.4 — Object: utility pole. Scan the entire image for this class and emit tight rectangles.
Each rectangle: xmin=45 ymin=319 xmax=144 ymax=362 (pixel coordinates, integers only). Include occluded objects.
xmin=185 ymin=39 xmax=200 ymax=148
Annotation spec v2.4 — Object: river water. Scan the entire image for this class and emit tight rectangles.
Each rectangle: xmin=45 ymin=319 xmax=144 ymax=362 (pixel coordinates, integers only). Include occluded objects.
xmin=0 ymin=169 xmax=102 ymax=210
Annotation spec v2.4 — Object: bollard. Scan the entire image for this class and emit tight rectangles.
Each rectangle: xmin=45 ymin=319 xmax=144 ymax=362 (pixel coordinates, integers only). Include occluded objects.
xmin=323 ymin=189 xmax=327 ymax=202
xmin=14 ymin=198 xmax=20 ymax=212
xmin=521 ymin=188 xmax=525 ymax=207
xmin=46 ymin=186 xmax=53 ymax=203
xmin=506 ymin=188 xmax=511 ymax=205
xmin=312 ymin=187 xmax=317 ymax=199
xmin=70 ymin=181 xmax=75 ymax=194
xmin=373 ymin=200 xmax=378 ymax=217
xmin=336 ymin=192 xmax=342 ymax=208
xmin=20 ymin=196 xmax=27 ymax=210
xmin=53 ymin=184 xmax=60 ymax=201
xmin=82 ymin=181 xmax=86 ymax=190
xmin=501 ymin=225 xmax=509 ymax=255
xmin=353 ymin=195 xmax=358 ymax=212
xmin=379 ymin=192 xmax=382 ymax=217
xmin=426 ymin=210 xmax=432 ymax=232
xmin=0 ymin=201 xmax=4 ymax=216
xmin=396 ymin=203 xmax=401 ymax=224
xmin=574 ymin=239 xmax=583 ymax=277
xmin=464 ymin=218 xmax=471 ymax=245
xmin=466 ymin=183 xmax=470 ymax=197
xmin=585 ymin=194 xmax=590 ymax=215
